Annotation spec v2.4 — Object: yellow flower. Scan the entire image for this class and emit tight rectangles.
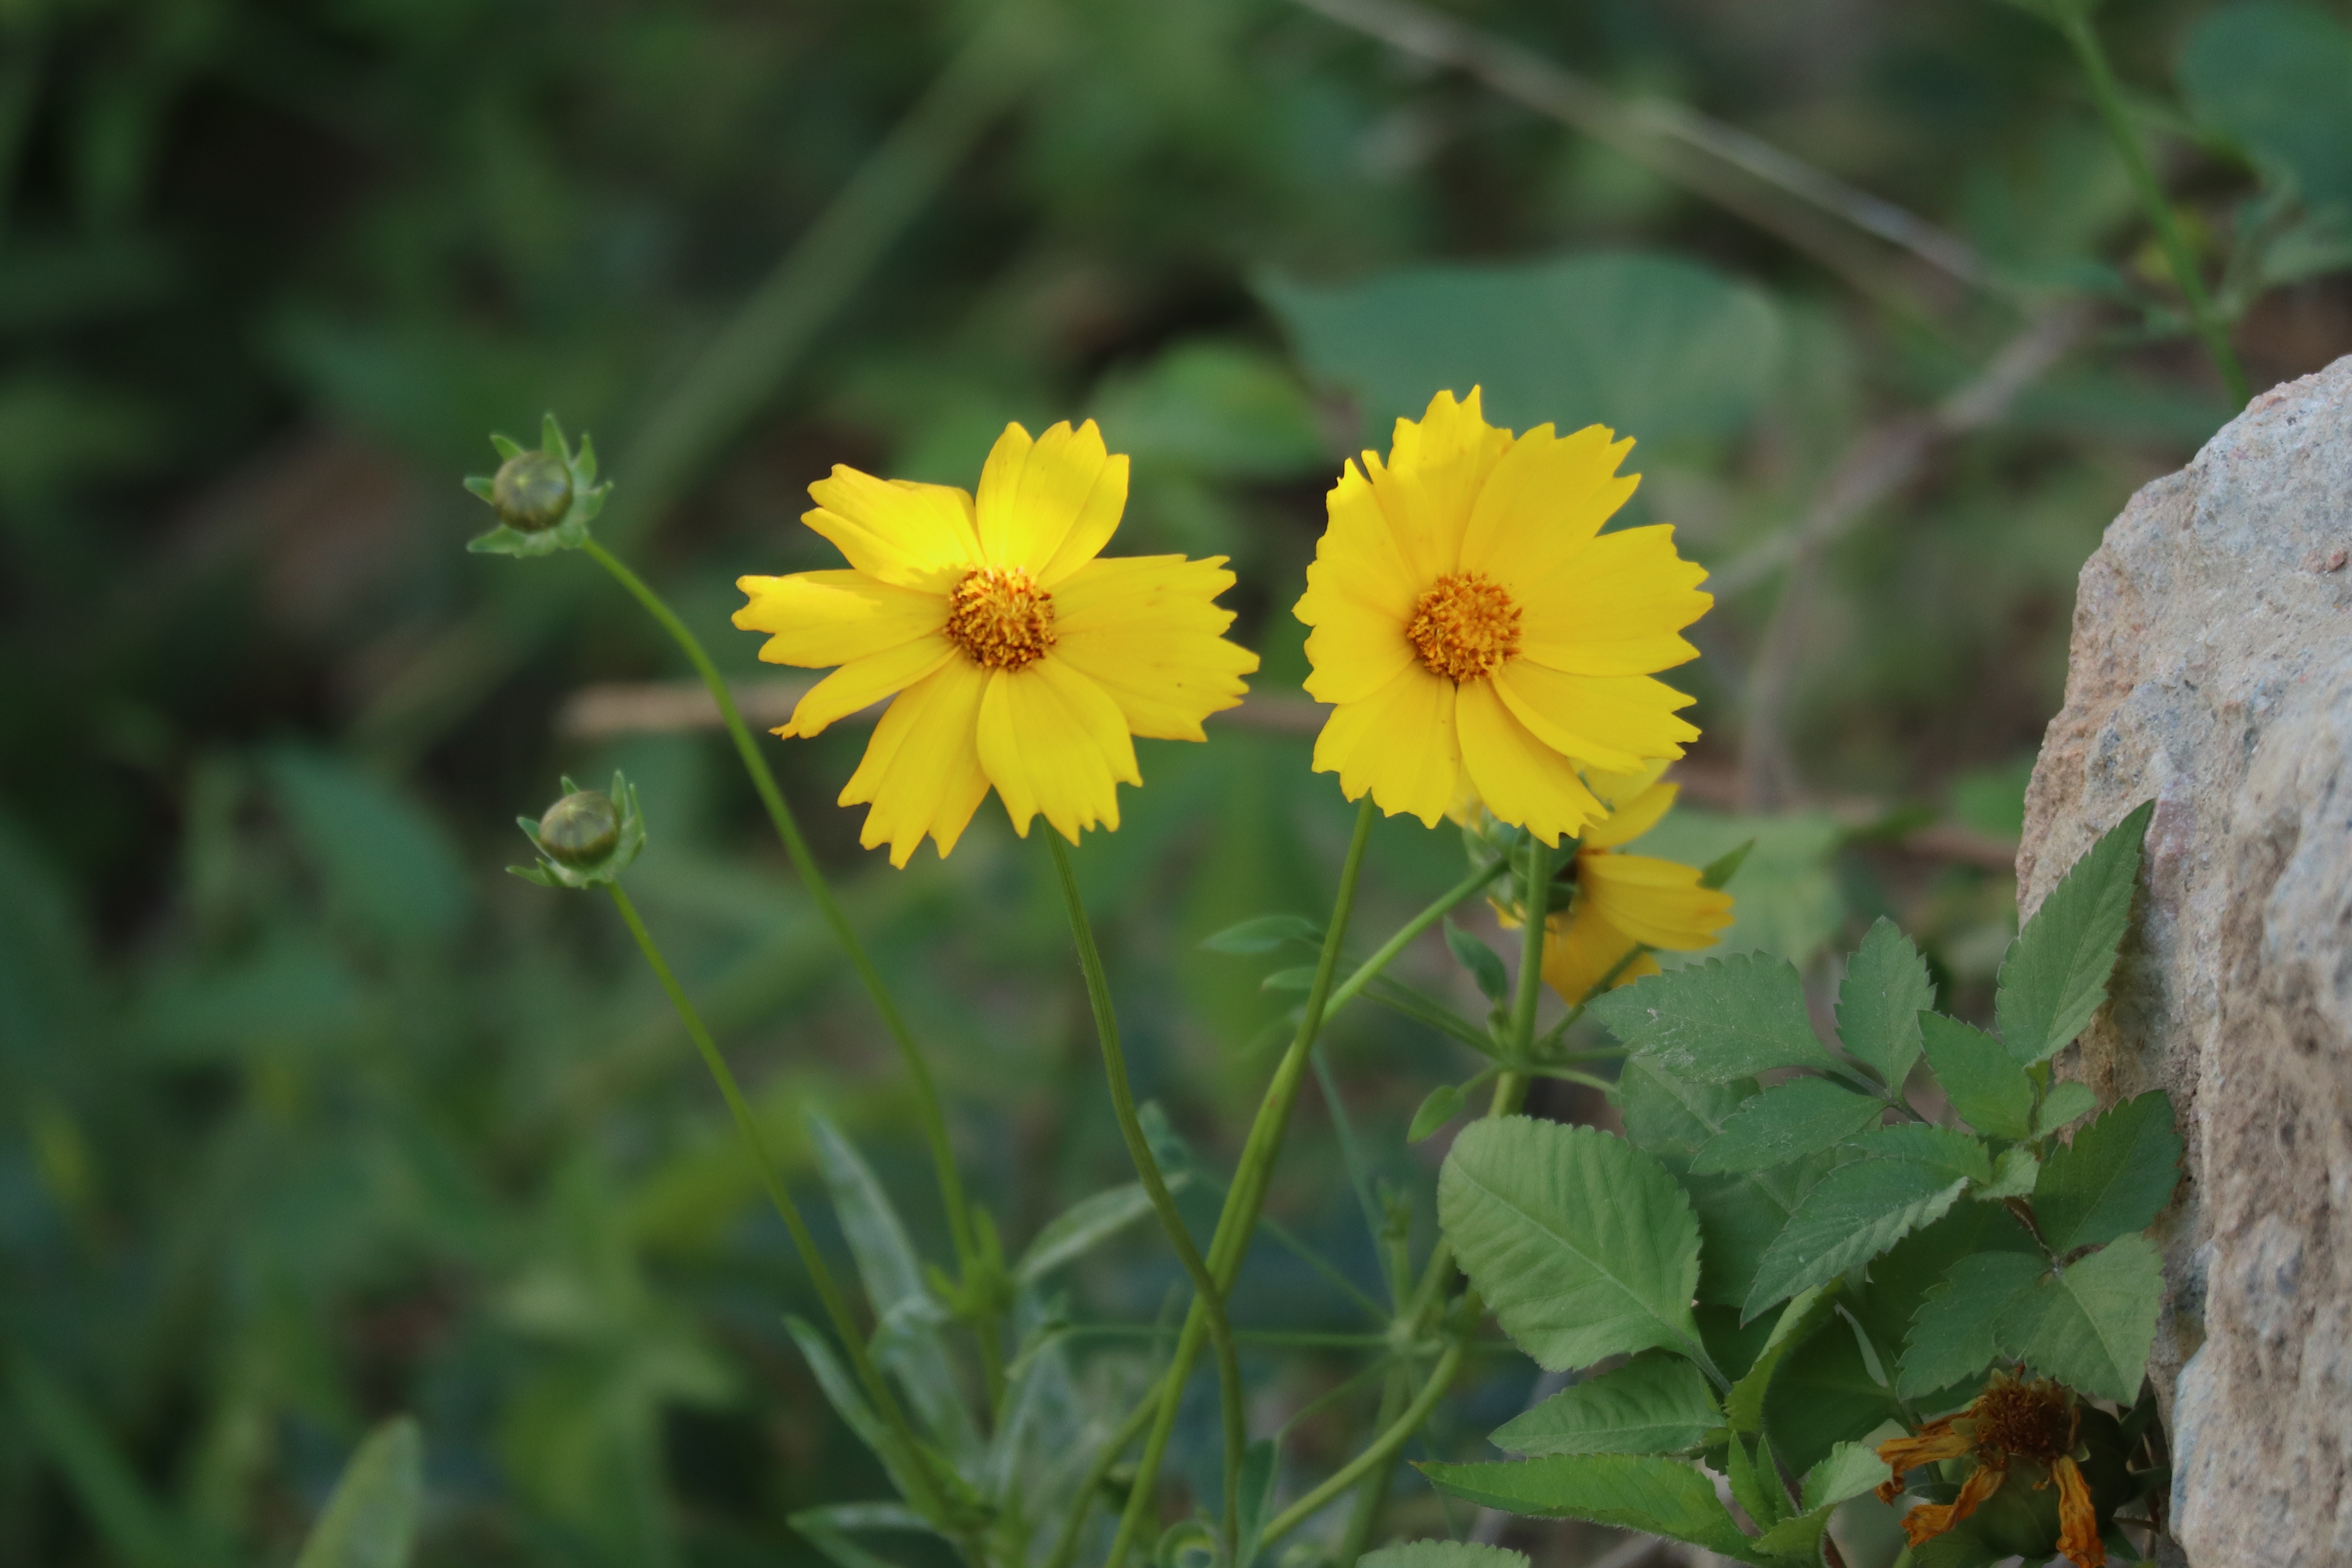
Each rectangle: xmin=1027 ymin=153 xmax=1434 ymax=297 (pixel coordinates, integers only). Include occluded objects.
xmin=1538 ymin=765 xmax=1732 ymax=1004
xmin=733 ymin=420 xmax=1259 ymax=866
xmin=1295 ymin=387 xmax=1711 ymax=843
xmin=1875 ymin=1373 xmax=2106 ymax=1568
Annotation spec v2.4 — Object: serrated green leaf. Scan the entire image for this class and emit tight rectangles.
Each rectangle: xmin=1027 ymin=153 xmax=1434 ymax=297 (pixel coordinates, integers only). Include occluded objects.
xmin=1995 ymin=801 xmax=2152 ymax=1065
xmin=1588 ymin=954 xmax=1836 ymax=1083
xmin=1615 ymin=1058 xmax=1757 ymax=1159
xmin=1726 ymin=1285 xmax=1836 ymax=1432
xmin=1750 ymin=1506 xmax=1833 ymax=1564
xmin=1420 ymin=1456 xmax=1750 ymax=1557
xmin=2037 ymin=1078 xmax=2098 ymax=1134
xmin=1491 ymin=1354 xmax=1720 ymax=1456
xmin=1761 ymin=1317 xmax=1901 ymax=1476
xmin=1691 ymin=1077 xmax=1884 ymax=1174
xmin=1917 ymin=1014 xmax=2035 ymax=1140
xmin=1013 ymin=1180 xmax=1172 ymax=1286
xmin=1439 ymin=1118 xmax=1705 ymax=1371
xmin=1408 ymin=1083 xmax=1467 ymax=1144
xmin=1359 ymin=1544 xmax=1528 ymax=1568
xmin=2031 ymin=1092 xmax=2184 ymax=1254
xmin=1897 ymin=1253 xmax=2044 ymax=1398
xmin=1744 ymin=1161 xmax=1972 ymax=1321
xmin=1838 ymin=918 xmax=1936 ymax=1088
xmin=1201 ymin=913 xmax=1321 ymax=954
xmin=1725 ymin=1429 xmax=1785 ymax=1532
xmin=1446 ymin=920 xmax=1511 ymax=1003
xmin=1978 ymin=1147 xmax=2040 ymax=1200
xmin=294 ymin=1417 xmax=422 ymax=1568
xmin=1800 ymin=1442 xmax=1893 ymax=1512
xmin=1840 ymin=1124 xmax=1994 ymax=1186
xmin=1850 ymin=1203 xmax=2041 ymax=1363
xmin=1998 ymin=1235 xmax=2163 ymax=1402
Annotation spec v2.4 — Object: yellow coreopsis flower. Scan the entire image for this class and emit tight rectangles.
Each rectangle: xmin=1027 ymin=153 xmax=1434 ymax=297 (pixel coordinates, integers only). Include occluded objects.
xmin=733 ymin=421 xmax=1259 ymax=866
xmin=1540 ymin=765 xmax=1733 ymax=1004
xmin=1295 ymin=387 xmax=1711 ymax=843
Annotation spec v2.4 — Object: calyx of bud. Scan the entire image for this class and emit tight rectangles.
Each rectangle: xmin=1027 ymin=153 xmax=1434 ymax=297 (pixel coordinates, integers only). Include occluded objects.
xmin=465 ymin=413 xmax=610 ymax=557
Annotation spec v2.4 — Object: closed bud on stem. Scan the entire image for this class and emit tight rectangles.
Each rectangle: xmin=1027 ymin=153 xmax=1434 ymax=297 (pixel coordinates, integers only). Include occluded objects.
xmin=491 ymin=450 xmax=573 ymax=533
xmin=510 ymin=772 xmax=644 ymax=888
xmin=465 ymin=413 xmax=611 ymax=558
xmin=538 ymin=790 xmax=619 ymax=865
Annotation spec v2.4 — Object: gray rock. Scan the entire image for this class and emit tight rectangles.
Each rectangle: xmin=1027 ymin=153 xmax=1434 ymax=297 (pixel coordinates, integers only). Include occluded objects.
xmin=2020 ymin=356 xmax=2352 ymax=1566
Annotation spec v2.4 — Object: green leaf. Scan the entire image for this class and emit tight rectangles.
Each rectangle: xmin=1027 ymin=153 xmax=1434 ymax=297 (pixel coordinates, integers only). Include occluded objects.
xmin=1998 ymin=1235 xmax=2164 ymax=1403
xmin=1260 ymin=965 xmax=1317 ymax=992
xmin=1446 ymin=920 xmax=1511 ymax=1004
xmin=1750 ymin=1506 xmax=1833 ymax=1564
xmin=1978 ymin=1147 xmax=2041 ymax=1200
xmin=785 ymin=1317 xmax=917 ymax=1495
xmin=2037 ymin=1078 xmax=2099 ymax=1134
xmin=1361 ymin=975 xmax=1497 ymax=1052
xmin=1839 ymin=1124 xmax=1994 ymax=1187
xmin=1725 ymin=1286 xmax=1837 ymax=1432
xmin=1420 ymin=1456 xmax=1750 ymax=1557
xmin=1408 ymin=1083 xmax=1468 ymax=1144
xmin=1744 ymin=1160 xmax=1972 ymax=1321
xmin=1725 ymin=1429 xmax=1787 ymax=1532
xmin=1200 ymin=913 xmax=1320 ymax=954
xmin=1691 ymin=1077 xmax=1884 ymax=1174
xmin=2031 ymin=1092 xmax=2184 ymax=1254
xmin=790 ymin=1505 xmax=934 ymax=1568
xmin=2180 ymin=2 xmax=2352 ymax=215
xmin=1234 ymin=1438 xmax=1279 ymax=1568
xmin=1013 ymin=1180 xmax=1172 ymax=1286
xmin=1439 ymin=1117 xmax=1705 ymax=1371
xmin=1490 ymin=1355 xmax=1721 ymax=1457
xmin=1897 ymin=1252 xmax=2045 ymax=1399
xmin=1761 ymin=1317 xmax=1901 ymax=1476
xmin=1849 ymin=1202 xmax=2041 ymax=1365
xmin=1917 ymin=1014 xmax=2035 ymax=1140
xmin=1995 ymin=801 xmax=2152 ymax=1065
xmin=1259 ymin=251 xmax=1783 ymax=451
xmin=1359 ymin=1544 xmax=1528 ymax=1568
xmin=1801 ymin=1442 xmax=1893 ymax=1512
xmin=266 ymin=748 xmax=469 ymax=949
xmin=1698 ymin=840 xmax=1754 ymax=891
xmin=1588 ymin=954 xmax=1836 ymax=1083
xmin=1837 ymin=918 xmax=1935 ymax=1088
xmin=295 ymin=1418 xmax=423 ymax=1568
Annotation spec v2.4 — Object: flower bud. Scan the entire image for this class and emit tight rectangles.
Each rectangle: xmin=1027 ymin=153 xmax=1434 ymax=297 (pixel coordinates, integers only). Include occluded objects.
xmin=492 ymin=450 xmax=574 ymax=533
xmin=538 ymin=790 xmax=620 ymax=866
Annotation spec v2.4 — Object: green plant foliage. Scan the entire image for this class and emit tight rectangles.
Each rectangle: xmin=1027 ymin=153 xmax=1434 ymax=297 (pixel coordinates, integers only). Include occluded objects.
xmin=1689 ymin=1077 xmax=1885 ymax=1174
xmin=1743 ymin=1161 xmax=1972 ymax=1321
xmin=1839 ymin=1124 xmax=1995 ymax=1187
xmin=1994 ymin=801 xmax=2153 ymax=1065
xmin=2180 ymin=2 xmax=2352 ymax=217
xmin=1012 ymin=1181 xmax=1168 ymax=1285
xmin=1438 ymin=1118 xmax=1705 ymax=1372
xmin=1588 ymin=954 xmax=1837 ymax=1083
xmin=1444 ymin=920 xmax=1511 ymax=1005
xmin=1359 ymin=1542 xmax=1529 ymax=1568
xmin=2037 ymin=1077 xmax=2101 ymax=1134
xmin=1489 ymin=1355 xmax=1721 ymax=1457
xmin=1836 ymin=918 xmax=1935 ymax=1088
xmin=1407 ymin=1082 xmax=1468 ymax=1144
xmin=1918 ymin=1013 xmax=2036 ymax=1140
xmin=1898 ymin=1253 xmax=2048 ymax=1399
xmin=293 ymin=1419 xmax=424 ymax=1568
xmin=1421 ymin=1455 xmax=1752 ymax=1557
xmin=1724 ymin=1287 xmax=1837 ymax=1433
xmin=2031 ymin=1093 xmax=2186 ymax=1252
xmin=1999 ymin=1235 xmax=2165 ymax=1402
xmin=1800 ymin=1442 xmax=1893 ymax=1513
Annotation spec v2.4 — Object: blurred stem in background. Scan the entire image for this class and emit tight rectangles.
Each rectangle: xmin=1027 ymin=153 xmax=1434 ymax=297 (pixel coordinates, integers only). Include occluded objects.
xmin=582 ymin=538 xmax=1007 ymax=1408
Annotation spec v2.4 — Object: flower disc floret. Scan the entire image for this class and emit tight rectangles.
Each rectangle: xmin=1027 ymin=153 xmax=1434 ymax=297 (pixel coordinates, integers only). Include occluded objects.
xmin=945 ymin=566 xmax=1057 ymax=670
xmin=1407 ymin=572 xmax=1520 ymax=681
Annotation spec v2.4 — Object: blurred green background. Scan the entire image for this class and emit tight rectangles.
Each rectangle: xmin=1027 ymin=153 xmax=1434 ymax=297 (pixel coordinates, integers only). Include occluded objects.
xmin=3 ymin=0 xmax=2348 ymax=1564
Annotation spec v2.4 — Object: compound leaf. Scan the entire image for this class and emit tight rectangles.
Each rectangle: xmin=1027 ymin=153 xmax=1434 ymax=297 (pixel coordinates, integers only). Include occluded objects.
xmin=1839 ymin=1124 xmax=1994 ymax=1187
xmin=2031 ymin=1092 xmax=2184 ymax=1254
xmin=1998 ymin=1235 xmax=2164 ymax=1403
xmin=1838 ymin=918 xmax=1935 ymax=1088
xmin=1995 ymin=801 xmax=2152 ymax=1065
xmin=1897 ymin=1252 xmax=2045 ymax=1399
xmin=1692 ymin=1077 xmax=1885 ymax=1174
xmin=1918 ymin=1014 xmax=2034 ymax=1140
xmin=1744 ymin=1160 xmax=1971 ymax=1321
xmin=1420 ymin=1456 xmax=1750 ymax=1557
xmin=1491 ymin=1354 xmax=1720 ymax=1457
xmin=1589 ymin=953 xmax=1835 ymax=1083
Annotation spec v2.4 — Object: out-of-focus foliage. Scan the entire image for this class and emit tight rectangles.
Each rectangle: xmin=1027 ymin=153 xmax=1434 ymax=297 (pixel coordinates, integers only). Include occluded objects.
xmin=0 ymin=0 xmax=2344 ymax=1564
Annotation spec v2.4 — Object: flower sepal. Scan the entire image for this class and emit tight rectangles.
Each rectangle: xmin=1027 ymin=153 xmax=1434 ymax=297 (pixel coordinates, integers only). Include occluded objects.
xmin=511 ymin=773 xmax=645 ymax=889
xmin=465 ymin=413 xmax=610 ymax=557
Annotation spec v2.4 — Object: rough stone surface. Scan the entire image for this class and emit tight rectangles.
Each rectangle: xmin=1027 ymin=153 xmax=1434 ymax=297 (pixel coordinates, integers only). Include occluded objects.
xmin=2020 ymin=356 xmax=2352 ymax=1567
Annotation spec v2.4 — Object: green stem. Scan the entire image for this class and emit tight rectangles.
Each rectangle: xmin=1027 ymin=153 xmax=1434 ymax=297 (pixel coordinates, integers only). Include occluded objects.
xmin=1102 ymin=798 xmax=1381 ymax=1568
xmin=2055 ymin=3 xmax=2250 ymax=406
xmin=1260 ymin=1339 xmax=1471 ymax=1546
xmin=1323 ymin=856 xmax=1507 ymax=1018
xmin=581 ymin=539 xmax=1001 ymax=1408
xmin=1046 ymin=833 xmax=1249 ymax=1564
xmin=1044 ymin=1385 xmax=1162 ymax=1568
xmin=603 ymin=884 xmax=956 ymax=1527
xmin=1335 ymin=1369 xmax=1411 ymax=1565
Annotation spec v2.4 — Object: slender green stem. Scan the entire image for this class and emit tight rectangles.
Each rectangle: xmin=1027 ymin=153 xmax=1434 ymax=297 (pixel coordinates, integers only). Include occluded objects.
xmin=1324 ymin=856 xmax=1507 ymax=1018
xmin=2054 ymin=4 xmax=2249 ymax=406
xmin=1044 ymin=1385 xmax=1162 ymax=1568
xmin=1047 ymin=833 xmax=1249 ymax=1564
xmin=603 ymin=884 xmax=956 ymax=1526
xmin=1062 ymin=1326 xmax=1399 ymax=1350
xmin=1260 ymin=1339 xmax=1470 ymax=1546
xmin=580 ymin=539 xmax=1002 ymax=1407
xmin=1335 ymin=1368 xmax=1411 ymax=1565
xmin=1103 ymin=798 xmax=1381 ymax=1568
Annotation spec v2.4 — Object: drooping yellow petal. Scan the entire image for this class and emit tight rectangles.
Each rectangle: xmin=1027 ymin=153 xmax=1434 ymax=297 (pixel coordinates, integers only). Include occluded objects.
xmin=1491 ymin=661 xmax=1697 ymax=772
xmin=973 ymin=420 xmax=1129 ymax=586
xmin=781 ymin=634 xmax=956 ymax=738
xmin=1899 ymin=1463 xmax=2006 ymax=1548
xmin=803 ymin=469 xmax=982 ymax=590
xmin=1542 ymin=902 xmax=1658 ymax=1007
xmin=976 ymin=658 xmax=1141 ymax=843
xmin=1876 ymin=1416 xmax=1972 ymax=1502
xmin=1516 ymin=524 xmax=1711 ymax=675
xmin=1458 ymin=422 xmax=1638 ymax=586
xmin=1455 ymin=678 xmax=1606 ymax=845
xmin=839 ymin=659 xmax=993 ymax=867
xmin=2053 ymin=1456 xmax=2107 ymax=1568
xmin=1582 ymin=779 xmax=1678 ymax=850
xmin=1052 ymin=555 xmax=1259 ymax=740
xmin=1310 ymin=664 xmax=1460 ymax=827
xmin=1579 ymin=852 xmax=1734 ymax=950
xmin=733 ymin=570 xmax=946 ymax=668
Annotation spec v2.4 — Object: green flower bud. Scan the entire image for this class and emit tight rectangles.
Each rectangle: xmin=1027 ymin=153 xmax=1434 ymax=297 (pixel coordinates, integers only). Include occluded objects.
xmin=538 ymin=790 xmax=620 ymax=866
xmin=492 ymin=450 xmax=574 ymax=533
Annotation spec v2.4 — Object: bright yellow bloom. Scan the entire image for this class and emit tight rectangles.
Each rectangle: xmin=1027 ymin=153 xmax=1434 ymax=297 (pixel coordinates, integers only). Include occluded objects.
xmin=1536 ymin=765 xmax=1732 ymax=1003
xmin=733 ymin=421 xmax=1259 ymax=866
xmin=1876 ymin=1373 xmax=2106 ymax=1568
xmin=1295 ymin=387 xmax=1711 ymax=843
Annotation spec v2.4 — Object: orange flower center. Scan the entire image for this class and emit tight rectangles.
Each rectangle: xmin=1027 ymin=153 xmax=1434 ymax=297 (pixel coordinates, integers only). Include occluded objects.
xmin=1971 ymin=1378 xmax=2074 ymax=1464
xmin=1406 ymin=572 xmax=1520 ymax=683
xmin=945 ymin=566 xmax=1057 ymax=671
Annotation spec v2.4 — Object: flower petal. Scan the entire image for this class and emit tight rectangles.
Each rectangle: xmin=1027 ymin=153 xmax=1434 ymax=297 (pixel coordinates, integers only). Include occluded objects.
xmin=1052 ymin=555 xmax=1259 ymax=739
xmin=1361 ymin=388 xmax=1513 ymax=584
xmin=1542 ymin=903 xmax=1658 ymax=1007
xmin=839 ymin=659 xmax=993 ymax=867
xmin=803 ymin=468 xmax=982 ymax=590
xmin=1491 ymin=661 xmax=1697 ymax=773
xmin=974 ymin=420 xmax=1129 ymax=585
xmin=2053 ymin=1456 xmax=2108 ymax=1568
xmin=1579 ymin=851 xmax=1733 ymax=950
xmin=1581 ymin=778 xmax=1678 ymax=850
xmin=1516 ymin=524 xmax=1711 ymax=675
xmin=1455 ymin=677 xmax=1605 ymax=845
xmin=782 ymin=635 xmax=955 ymax=737
xmin=733 ymin=570 xmax=945 ymax=667
xmin=976 ymin=658 xmax=1140 ymax=843
xmin=1877 ymin=1416 xmax=1971 ymax=1502
xmin=1300 ymin=593 xmax=1416 ymax=705
xmin=1302 ymin=458 xmax=1425 ymax=622
xmin=1309 ymin=664 xmax=1460 ymax=828
xmin=1459 ymin=421 xmax=1638 ymax=585
xmin=1898 ymin=1463 xmax=2005 ymax=1548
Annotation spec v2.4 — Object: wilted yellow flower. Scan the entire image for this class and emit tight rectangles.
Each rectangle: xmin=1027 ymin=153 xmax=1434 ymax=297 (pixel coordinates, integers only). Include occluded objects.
xmin=734 ymin=421 xmax=1259 ymax=866
xmin=1542 ymin=765 xmax=1733 ymax=1004
xmin=1295 ymin=388 xmax=1710 ymax=843
xmin=1876 ymin=1373 xmax=2106 ymax=1568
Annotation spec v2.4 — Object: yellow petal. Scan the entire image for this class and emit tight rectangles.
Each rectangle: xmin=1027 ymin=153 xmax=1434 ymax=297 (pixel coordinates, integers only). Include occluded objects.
xmin=1459 ymin=422 xmax=1638 ymax=585
xmin=2053 ymin=1456 xmax=2107 ymax=1568
xmin=1582 ymin=779 xmax=1678 ymax=850
xmin=1900 ymin=1464 xmax=2005 ymax=1548
xmin=1579 ymin=851 xmax=1733 ymax=950
xmin=732 ymin=570 xmax=945 ymax=668
xmin=1490 ymin=661 xmax=1697 ymax=773
xmin=1361 ymin=389 xmax=1513 ymax=584
xmin=1300 ymin=593 xmax=1415 ymax=705
xmin=974 ymin=420 xmax=1130 ymax=586
xmin=839 ymin=659 xmax=992 ymax=867
xmin=803 ymin=469 xmax=982 ymax=590
xmin=783 ymin=635 xmax=956 ymax=737
xmin=1542 ymin=903 xmax=1657 ymax=1007
xmin=1301 ymin=458 xmax=1426 ymax=623
xmin=1516 ymin=524 xmax=1711 ymax=675
xmin=976 ymin=658 xmax=1141 ymax=843
xmin=1455 ymin=677 xmax=1605 ymax=845
xmin=1052 ymin=555 xmax=1258 ymax=740
xmin=1309 ymin=664 xmax=1460 ymax=828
